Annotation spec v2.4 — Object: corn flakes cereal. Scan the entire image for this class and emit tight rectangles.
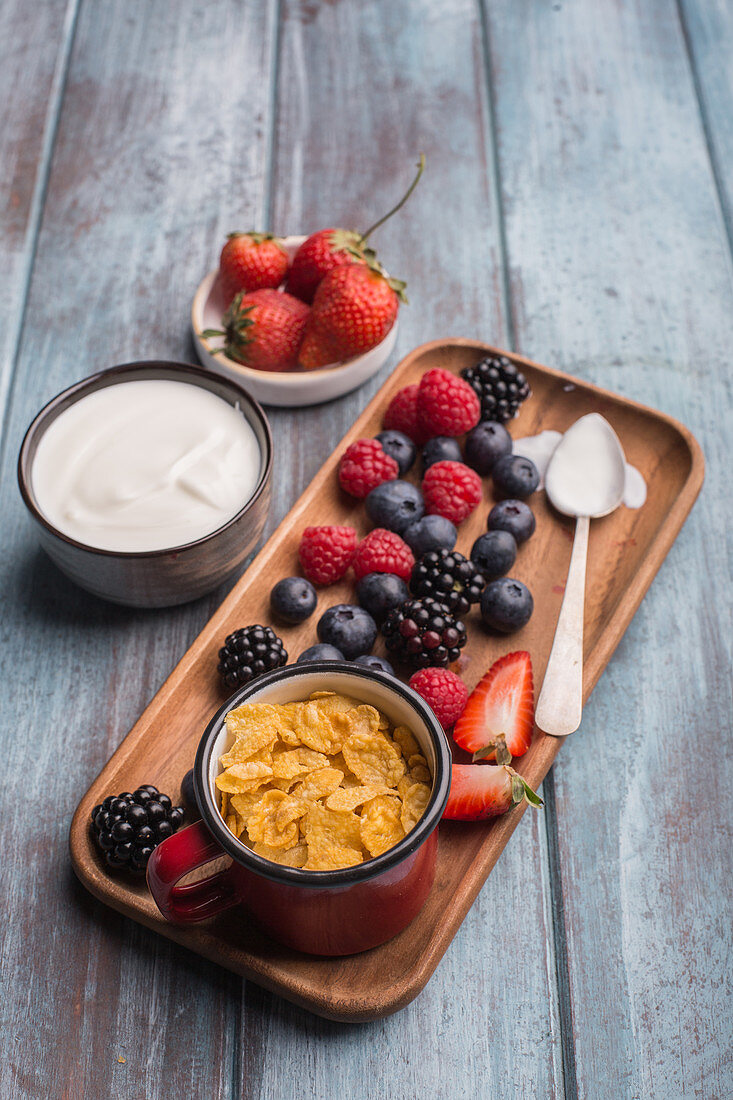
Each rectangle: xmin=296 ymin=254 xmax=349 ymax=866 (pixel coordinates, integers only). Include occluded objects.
xmin=393 ymin=725 xmax=421 ymax=759
xmin=342 ymin=731 xmax=406 ymax=788
xmin=410 ymin=764 xmax=431 ymax=784
xmin=246 ymin=790 xmax=299 ymax=849
xmin=271 ymin=746 xmax=329 ymax=780
xmin=215 ymin=760 xmax=273 ymax=793
xmin=360 ymin=795 xmax=406 ymax=857
xmin=216 ymin=691 xmax=432 ymax=871
xmin=400 ymin=782 xmax=431 ymax=833
xmin=253 ymin=841 xmax=308 ymax=868
xmin=325 ymin=784 xmax=392 ymax=813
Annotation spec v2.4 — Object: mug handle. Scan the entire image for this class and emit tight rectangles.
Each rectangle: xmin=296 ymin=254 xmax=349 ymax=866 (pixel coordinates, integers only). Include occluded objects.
xmin=146 ymin=820 xmax=239 ymax=923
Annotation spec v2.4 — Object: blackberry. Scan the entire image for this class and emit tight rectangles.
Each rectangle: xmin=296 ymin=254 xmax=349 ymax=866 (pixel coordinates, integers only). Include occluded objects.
xmin=381 ymin=596 xmax=467 ymax=669
xmin=461 ymin=355 xmax=531 ymax=423
xmin=409 ymin=550 xmax=486 ymax=617
xmin=217 ymin=625 xmax=287 ymax=689
xmin=91 ymin=786 xmax=185 ymax=873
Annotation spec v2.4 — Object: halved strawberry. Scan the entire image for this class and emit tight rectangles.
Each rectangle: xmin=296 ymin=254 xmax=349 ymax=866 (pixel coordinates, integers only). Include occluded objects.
xmin=442 ymin=763 xmax=542 ymax=821
xmin=453 ymin=651 xmax=534 ymax=762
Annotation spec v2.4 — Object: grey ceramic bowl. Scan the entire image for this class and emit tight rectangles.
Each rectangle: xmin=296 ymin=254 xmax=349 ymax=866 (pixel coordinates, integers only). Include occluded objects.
xmin=17 ymin=361 xmax=273 ymax=608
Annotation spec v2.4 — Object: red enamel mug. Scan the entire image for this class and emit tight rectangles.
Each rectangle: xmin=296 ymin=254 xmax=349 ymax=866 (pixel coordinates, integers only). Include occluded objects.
xmin=147 ymin=662 xmax=452 ymax=956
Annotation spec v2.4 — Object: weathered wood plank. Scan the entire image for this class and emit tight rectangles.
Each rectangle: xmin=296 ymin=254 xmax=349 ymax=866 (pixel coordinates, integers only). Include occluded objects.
xmin=237 ymin=0 xmax=565 ymax=1094
xmin=0 ymin=2 xmax=279 ymax=1097
xmin=485 ymin=0 xmax=733 ymax=1096
xmin=677 ymin=0 xmax=733 ymax=251
xmin=0 ymin=0 xmax=77 ymax=424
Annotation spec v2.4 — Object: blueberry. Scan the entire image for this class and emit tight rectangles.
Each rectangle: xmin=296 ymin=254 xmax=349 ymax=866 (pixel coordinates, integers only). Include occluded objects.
xmin=356 ymin=572 xmax=410 ymax=625
xmin=464 ymin=421 xmax=513 ymax=475
xmin=297 ymin=643 xmax=345 ymax=664
xmin=487 ymin=499 xmax=536 ymax=544
xmin=403 ymin=515 xmax=457 ymax=556
xmin=480 ymin=578 xmax=534 ymax=632
xmin=422 ymin=436 xmax=462 ymax=471
xmin=353 ymin=654 xmax=396 ymax=675
xmin=470 ymin=530 xmax=517 ymax=580
xmin=270 ymin=576 xmax=317 ymax=623
xmin=376 ymin=430 xmax=416 ymax=475
xmin=492 ymin=454 xmax=540 ymax=499
xmin=365 ymin=479 xmax=424 ymax=535
xmin=317 ymin=604 xmax=377 ymax=660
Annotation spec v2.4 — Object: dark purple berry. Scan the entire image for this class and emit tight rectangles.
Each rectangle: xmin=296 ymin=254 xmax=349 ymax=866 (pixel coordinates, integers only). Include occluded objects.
xmin=464 ymin=421 xmax=513 ymax=475
xmin=487 ymin=499 xmax=536 ymax=544
xmin=470 ymin=531 xmax=518 ymax=580
xmin=317 ymin=604 xmax=377 ymax=660
xmin=492 ymin=454 xmax=540 ymax=499
xmin=270 ymin=577 xmax=318 ymax=624
xmin=376 ymin=430 xmax=416 ymax=475
xmin=480 ymin=578 xmax=534 ymax=632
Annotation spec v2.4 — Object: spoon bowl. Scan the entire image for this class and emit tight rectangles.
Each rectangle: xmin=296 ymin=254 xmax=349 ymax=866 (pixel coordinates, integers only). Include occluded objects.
xmin=535 ymin=414 xmax=627 ymax=737
xmin=544 ymin=412 xmax=626 ymax=519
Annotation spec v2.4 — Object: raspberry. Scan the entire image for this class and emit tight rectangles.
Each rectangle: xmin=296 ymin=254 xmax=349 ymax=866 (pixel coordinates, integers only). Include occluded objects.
xmin=299 ymin=525 xmax=357 ymax=585
xmin=422 ymin=461 xmax=482 ymax=525
xmin=417 ymin=368 xmax=480 ymax=437
xmin=408 ymin=667 xmax=469 ymax=729
xmin=352 ymin=528 xmax=415 ymax=581
xmin=383 ymin=384 xmax=430 ymax=446
xmin=338 ymin=439 xmax=399 ymax=499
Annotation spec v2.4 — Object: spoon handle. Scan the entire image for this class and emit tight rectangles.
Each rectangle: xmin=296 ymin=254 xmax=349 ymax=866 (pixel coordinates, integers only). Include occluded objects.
xmin=535 ymin=514 xmax=590 ymax=737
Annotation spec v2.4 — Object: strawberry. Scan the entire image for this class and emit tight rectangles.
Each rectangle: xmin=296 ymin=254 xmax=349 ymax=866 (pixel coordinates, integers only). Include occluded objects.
xmin=285 ymin=228 xmax=365 ymax=305
xmin=453 ymin=651 xmax=535 ymax=762
xmin=298 ymin=263 xmax=404 ymax=369
xmin=442 ymin=763 xmax=542 ymax=821
xmin=219 ymin=233 xmax=290 ymax=304
xmin=201 ymin=289 xmax=309 ymax=372
xmin=286 ymin=154 xmax=425 ymax=304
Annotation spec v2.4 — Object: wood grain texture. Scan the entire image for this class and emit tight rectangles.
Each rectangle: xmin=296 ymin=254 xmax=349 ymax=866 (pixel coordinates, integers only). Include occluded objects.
xmin=0 ymin=2 xmax=279 ymax=1098
xmin=485 ymin=0 xmax=733 ymax=1096
xmin=70 ymin=340 xmax=703 ymax=1023
xmin=0 ymin=0 xmax=77 ymax=425
xmin=0 ymin=0 xmax=730 ymax=1095
xmin=677 ymin=0 xmax=733 ymax=252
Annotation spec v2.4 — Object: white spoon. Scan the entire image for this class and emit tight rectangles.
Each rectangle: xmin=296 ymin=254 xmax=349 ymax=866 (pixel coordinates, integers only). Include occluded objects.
xmin=535 ymin=413 xmax=627 ymax=737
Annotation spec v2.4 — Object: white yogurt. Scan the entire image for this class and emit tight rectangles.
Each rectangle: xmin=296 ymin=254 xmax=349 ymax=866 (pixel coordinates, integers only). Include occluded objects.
xmin=32 ymin=379 xmax=262 ymax=552
xmin=513 ymin=427 xmax=646 ymax=509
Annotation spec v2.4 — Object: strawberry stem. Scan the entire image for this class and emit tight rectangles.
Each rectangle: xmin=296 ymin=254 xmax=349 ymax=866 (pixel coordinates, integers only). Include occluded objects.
xmin=473 ymin=733 xmax=512 ymax=766
xmin=361 ymin=153 xmax=425 ymax=241
xmin=510 ymin=772 xmax=543 ymax=808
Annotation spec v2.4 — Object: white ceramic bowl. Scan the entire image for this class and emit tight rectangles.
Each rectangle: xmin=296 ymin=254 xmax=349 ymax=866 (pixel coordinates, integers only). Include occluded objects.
xmin=191 ymin=235 xmax=399 ymax=407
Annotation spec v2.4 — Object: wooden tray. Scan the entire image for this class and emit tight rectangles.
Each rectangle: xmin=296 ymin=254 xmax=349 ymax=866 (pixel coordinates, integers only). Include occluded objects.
xmin=69 ymin=339 xmax=704 ymax=1022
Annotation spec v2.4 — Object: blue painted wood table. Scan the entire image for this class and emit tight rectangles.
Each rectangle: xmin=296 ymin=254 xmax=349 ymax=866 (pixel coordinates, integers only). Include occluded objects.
xmin=1 ymin=2 xmax=730 ymax=1097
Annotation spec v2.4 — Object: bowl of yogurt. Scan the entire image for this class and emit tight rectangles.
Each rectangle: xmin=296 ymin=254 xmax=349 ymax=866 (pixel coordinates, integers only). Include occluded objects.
xmin=17 ymin=362 xmax=273 ymax=607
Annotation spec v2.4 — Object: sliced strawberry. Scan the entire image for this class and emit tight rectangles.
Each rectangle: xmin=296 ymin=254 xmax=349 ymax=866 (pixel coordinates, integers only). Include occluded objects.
xmin=453 ymin=651 xmax=534 ymax=761
xmin=442 ymin=763 xmax=542 ymax=821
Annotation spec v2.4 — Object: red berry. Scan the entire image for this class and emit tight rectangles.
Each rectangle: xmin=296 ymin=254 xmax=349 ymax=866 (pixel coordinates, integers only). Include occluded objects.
xmin=338 ymin=439 xmax=399 ymax=499
xmin=298 ymin=264 xmax=400 ymax=370
xmin=408 ymin=668 xmax=468 ymax=729
xmin=454 ymin=651 xmax=535 ymax=761
xmin=442 ymin=764 xmax=542 ymax=821
xmin=202 ymin=288 xmax=309 ymax=372
xmin=352 ymin=529 xmax=415 ymax=581
xmin=383 ymin=384 xmax=430 ymax=446
xmin=422 ymin=461 xmax=482 ymax=525
xmin=298 ymin=526 xmax=357 ymax=585
xmin=219 ymin=233 xmax=290 ymax=304
xmin=417 ymin=368 xmax=481 ymax=437
xmin=285 ymin=228 xmax=365 ymax=304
